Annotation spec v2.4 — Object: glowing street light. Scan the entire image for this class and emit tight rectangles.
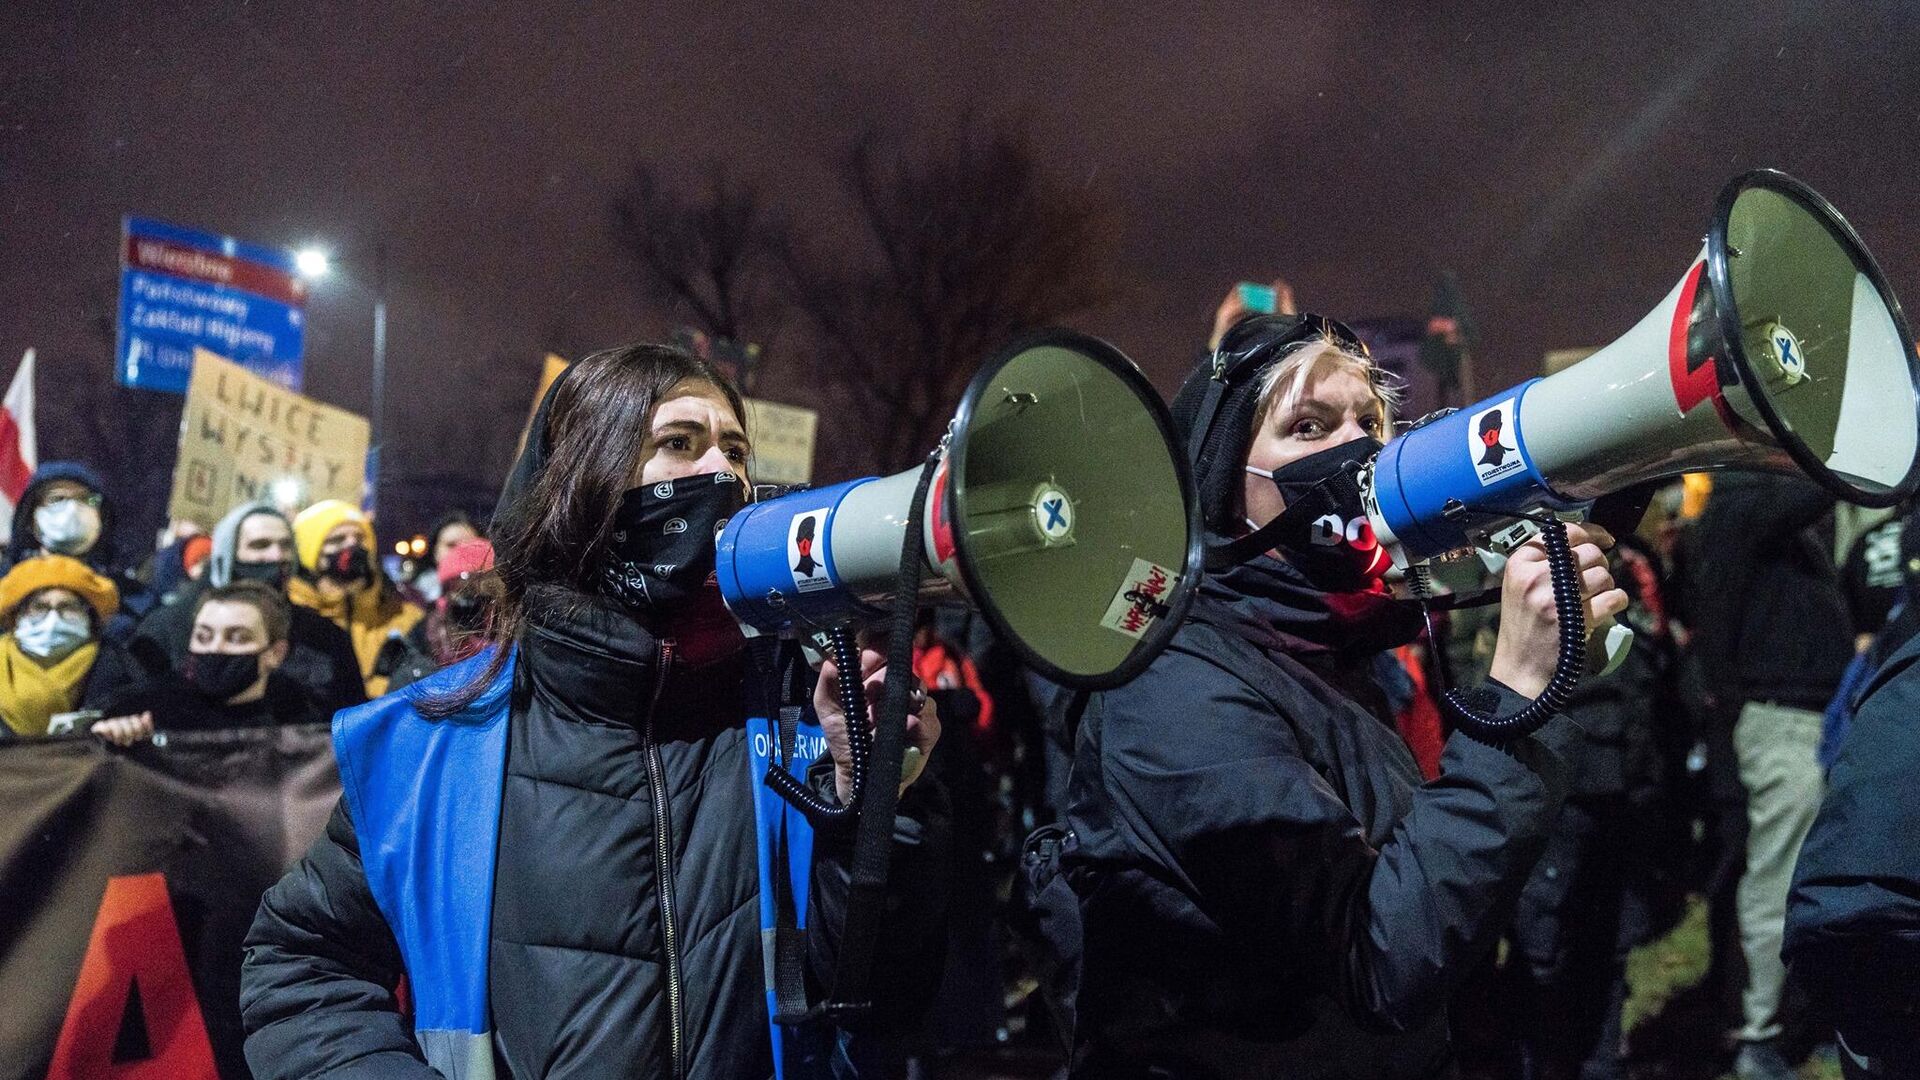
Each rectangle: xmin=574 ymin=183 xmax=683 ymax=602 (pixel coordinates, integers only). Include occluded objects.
xmin=295 ymin=247 xmax=332 ymax=279
xmin=297 ymin=240 xmax=390 ymax=514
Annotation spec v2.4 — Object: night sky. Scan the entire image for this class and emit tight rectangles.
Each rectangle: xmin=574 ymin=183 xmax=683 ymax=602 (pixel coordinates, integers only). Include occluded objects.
xmin=5 ymin=1 xmax=1918 ymax=537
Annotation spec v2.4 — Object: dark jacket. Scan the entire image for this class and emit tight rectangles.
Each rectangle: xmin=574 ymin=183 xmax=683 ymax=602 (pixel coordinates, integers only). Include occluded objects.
xmin=1060 ymin=558 xmax=1577 ymax=1079
xmin=385 ymin=614 xmax=439 ymax=692
xmin=84 ymin=582 xmax=367 ymax=715
xmin=1683 ymin=474 xmax=1852 ymax=711
xmin=1785 ymin=629 xmax=1920 ymax=1062
xmin=240 ymin=586 xmax=950 ymax=1079
xmin=97 ymin=670 xmax=325 ymax=731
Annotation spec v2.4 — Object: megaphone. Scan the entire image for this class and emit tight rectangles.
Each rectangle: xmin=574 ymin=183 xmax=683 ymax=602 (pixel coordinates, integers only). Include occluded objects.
xmin=718 ymin=333 xmax=1199 ymax=1023
xmin=720 ymin=328 xmax=1200 ymax=685
xmin=717 ymin=328 xmax=1202 ymax=809
xmin=1360 ymin=169 xmax=1920 ymax=737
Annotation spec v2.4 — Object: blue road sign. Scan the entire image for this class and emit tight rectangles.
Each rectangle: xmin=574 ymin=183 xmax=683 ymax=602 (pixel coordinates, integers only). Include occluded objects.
xmin=117 ymin=216 xmax=308 ymax=393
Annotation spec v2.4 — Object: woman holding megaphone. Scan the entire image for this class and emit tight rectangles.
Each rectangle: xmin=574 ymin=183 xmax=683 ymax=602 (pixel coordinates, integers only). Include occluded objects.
xmin=241 ymin=344 xmax=950 ymax=1080
xmin=1050 ymin=314 xmax=1628 ymax=1078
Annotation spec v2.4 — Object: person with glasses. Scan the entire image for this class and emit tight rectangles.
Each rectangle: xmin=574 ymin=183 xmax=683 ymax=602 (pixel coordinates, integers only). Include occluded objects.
xmin=0 ymin=554 xmax=122 ymax=739
xmin=2 ymin=463 xmax=155 ymax=633
xmin=1044 ymin=313 xmax=1628 ymax=1078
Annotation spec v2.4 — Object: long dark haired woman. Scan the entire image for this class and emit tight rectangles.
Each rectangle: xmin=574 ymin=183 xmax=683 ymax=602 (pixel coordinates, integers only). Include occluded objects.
xmin=241 ymin=343 xmax=950 ymax=1080
xmin=1052 ymin=315 xmax=1629 ymax=1078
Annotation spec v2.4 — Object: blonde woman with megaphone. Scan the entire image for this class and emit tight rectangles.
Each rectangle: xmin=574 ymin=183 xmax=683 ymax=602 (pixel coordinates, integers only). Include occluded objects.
xmin=1036 ymin=313 xmax=1627 ymax=1079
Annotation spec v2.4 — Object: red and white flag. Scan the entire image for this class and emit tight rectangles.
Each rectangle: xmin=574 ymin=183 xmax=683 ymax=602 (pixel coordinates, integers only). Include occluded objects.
xmin=0 ymin=350 xmax=38 ymax=543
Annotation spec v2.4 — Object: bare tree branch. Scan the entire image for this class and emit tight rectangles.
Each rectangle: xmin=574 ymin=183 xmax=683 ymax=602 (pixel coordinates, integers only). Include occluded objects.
xmin=609 ymin=163 xmax=784 ymax=354
xmin=783 ymin=117 xmax=1120 ymax=472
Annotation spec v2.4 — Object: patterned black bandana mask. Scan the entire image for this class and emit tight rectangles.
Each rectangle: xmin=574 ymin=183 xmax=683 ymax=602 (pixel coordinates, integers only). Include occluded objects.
xmin=600 ymin=472 xmax=746 ymax=615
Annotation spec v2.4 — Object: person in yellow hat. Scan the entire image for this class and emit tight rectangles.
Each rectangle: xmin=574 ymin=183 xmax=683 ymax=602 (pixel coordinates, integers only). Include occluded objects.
xmin=288 ymin=501 xmax=422 ymax=697
xmin=0 ymin=555 xmax=121 ymax=737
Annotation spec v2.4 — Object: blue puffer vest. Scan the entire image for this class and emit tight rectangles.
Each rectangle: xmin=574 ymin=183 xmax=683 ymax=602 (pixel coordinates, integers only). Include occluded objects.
xmin=333 ymin=645 xmax=825 ymax=1079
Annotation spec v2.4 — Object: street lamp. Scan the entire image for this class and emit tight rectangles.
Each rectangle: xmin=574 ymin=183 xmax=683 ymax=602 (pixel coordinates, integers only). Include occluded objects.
xmin=296 ymin=242 xmax=389 ymax=514
xmin=294 ymin=247 xmax=331 ymax=279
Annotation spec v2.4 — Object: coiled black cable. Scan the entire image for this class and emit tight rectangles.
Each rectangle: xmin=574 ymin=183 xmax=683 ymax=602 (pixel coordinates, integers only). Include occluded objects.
xmin=1441 ymin=515 xmax=1586 ymax=742
xmin=763 ymin=625 xmax=869 ymax=820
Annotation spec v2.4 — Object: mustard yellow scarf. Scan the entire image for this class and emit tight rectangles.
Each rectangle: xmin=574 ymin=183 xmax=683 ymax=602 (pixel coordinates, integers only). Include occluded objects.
xmin=0 ymin=634 xmax=98 ymax=737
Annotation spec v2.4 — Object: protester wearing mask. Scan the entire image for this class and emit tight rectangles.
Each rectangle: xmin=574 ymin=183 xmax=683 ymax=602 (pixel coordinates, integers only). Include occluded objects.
xmin=91 ymin=582 xmax=325 ymax=746
xmin=92 ymin=502 xmax=367 ymax=715
xmin=243 ymin=343 xmax=950 ymax=1079
xmin=3 ymin=462 xmax=151 ymax=630
xmin=388 ymin=537 xmax=497 ymax=691
xmin=1039 ymin=315 xmax=1628 ymax=1078
xmin=406 ymin=510 xmax=483 ymax=604
xmin=287 ymin=500 xmax=423 ymax=698
xmin=0 ymin=555 xmax=121 ymax=739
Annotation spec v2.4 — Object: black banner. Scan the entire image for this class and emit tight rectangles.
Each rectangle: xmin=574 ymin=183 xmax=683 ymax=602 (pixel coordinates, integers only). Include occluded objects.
xmin=0 ymin=725 xmax=339 ymax=1080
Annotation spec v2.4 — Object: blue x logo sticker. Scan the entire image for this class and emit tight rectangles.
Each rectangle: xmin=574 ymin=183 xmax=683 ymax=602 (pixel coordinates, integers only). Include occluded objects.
xmin=1043 ymin=498 xmax=1067 ymax=530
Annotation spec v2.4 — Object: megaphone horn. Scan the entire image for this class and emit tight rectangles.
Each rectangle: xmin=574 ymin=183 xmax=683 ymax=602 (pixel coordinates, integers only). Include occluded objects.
xmin=718 ymin=328 xmax=1203 ymax=687
xmin=1362 ymin=169 xmax=1920 ymax=739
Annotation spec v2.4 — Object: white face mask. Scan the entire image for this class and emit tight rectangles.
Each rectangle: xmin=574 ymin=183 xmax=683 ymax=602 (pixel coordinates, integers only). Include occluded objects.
xmin=14 ymin=609 xmax=92 ymax=660
xmin=34 ymin=499 xmax=103 ymax=556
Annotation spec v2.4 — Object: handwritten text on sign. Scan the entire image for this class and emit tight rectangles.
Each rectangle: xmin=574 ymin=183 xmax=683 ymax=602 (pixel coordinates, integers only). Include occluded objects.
xmin=169 ymin=348 xmax=369 ymax=528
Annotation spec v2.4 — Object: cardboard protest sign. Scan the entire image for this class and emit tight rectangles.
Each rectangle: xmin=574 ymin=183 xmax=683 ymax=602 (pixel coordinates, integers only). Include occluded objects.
xmin=169 ymin=348 xmax=370 ymax=529
xmin=743 ymin=398 xmax=817 ymax=485
xmin=516 ymin=353 xmax=570 ymax=458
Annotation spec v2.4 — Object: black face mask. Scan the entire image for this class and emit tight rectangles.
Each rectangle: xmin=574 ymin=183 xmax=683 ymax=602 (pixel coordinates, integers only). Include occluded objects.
xmin=443 ymin=586 xmax=492 ymax=634
xmin=321 ymin=546 xmax=371 ymax=585
xmin=185 ymin=650 xmax=264 ymax=701
xmin=599 ymin=472 xmax=746 ymax=615
xmin=230 ymin=559 xmax=291 ymax=591
xmin=1246 ymin=436 xmax=1391 ymax=594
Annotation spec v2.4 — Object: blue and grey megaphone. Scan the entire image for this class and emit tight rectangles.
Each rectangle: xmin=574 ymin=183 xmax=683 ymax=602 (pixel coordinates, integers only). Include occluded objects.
xmin=1364 ymin=170 xmax=1919 ymax=738
xmin=716 ymin=329 xmax=1202 ymax=821
xmin=718 ymin=329 xmax=1202 ymax=686
xmin=715 ymin=331 xmax=1201 ymax=1025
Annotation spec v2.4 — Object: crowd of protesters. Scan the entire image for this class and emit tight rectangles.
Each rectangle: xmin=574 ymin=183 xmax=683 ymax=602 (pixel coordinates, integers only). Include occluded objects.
xmin=0 ymin=286 xmax=1914 ymax=1080
xmin=0 ymin=471 xmax=495 ymax=747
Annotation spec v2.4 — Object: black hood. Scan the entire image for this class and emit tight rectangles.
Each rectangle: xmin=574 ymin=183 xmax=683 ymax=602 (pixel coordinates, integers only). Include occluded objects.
xmin=1169 ymin=315 xmax=1328 ymax=535
xmin=493 ymin=362 xmax=576 ymax=535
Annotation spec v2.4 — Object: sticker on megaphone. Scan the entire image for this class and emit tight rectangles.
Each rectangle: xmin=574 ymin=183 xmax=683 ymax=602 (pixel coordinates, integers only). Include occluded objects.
xmin=1100 ymin=558 xmax=1176 ymax=640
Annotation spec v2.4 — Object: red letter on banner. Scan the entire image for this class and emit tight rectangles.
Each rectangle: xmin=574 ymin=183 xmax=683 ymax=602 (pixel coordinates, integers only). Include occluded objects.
xmin=46 ymin=873 xmax=216 ymax=1079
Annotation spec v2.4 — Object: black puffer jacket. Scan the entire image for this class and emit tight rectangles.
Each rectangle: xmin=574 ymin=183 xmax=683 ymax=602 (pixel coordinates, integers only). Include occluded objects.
xmin=1061 ymin=558 xmax=1579 ymax=1079
xmin=241 ymin=586 xmax=951 ymax=1078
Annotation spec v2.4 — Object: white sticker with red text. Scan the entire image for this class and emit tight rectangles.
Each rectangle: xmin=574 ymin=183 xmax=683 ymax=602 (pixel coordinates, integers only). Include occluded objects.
xmin=1100 ymin=558 xmax=1175 ymax=639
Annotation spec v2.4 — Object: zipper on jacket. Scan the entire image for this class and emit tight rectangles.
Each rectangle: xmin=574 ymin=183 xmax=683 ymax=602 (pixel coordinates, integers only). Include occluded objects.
xmin=643 ymin=638 xmax=687 ymax=1080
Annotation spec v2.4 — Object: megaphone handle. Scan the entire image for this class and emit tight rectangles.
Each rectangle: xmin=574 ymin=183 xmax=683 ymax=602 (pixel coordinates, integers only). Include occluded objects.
xmin=763 ymin=624 xmax=870 ymax=822
xmin=1442 ymin=516 xmax=1587 ymax=742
